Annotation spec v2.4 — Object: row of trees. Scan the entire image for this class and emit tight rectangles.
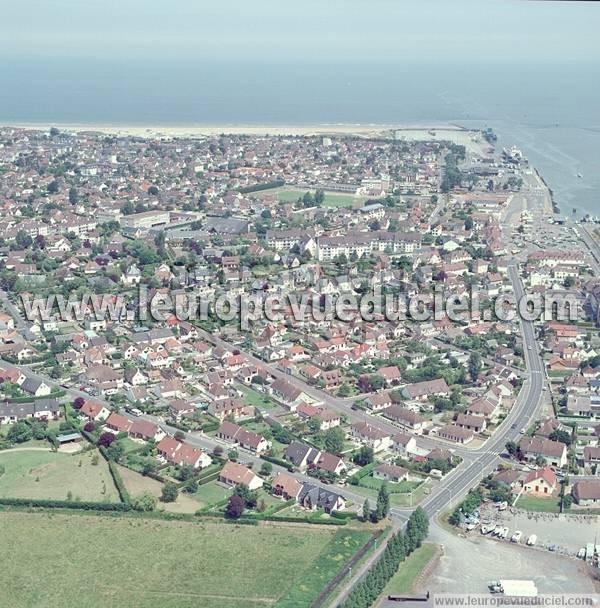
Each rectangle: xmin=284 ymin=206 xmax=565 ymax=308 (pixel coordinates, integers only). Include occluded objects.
xmin=342 ymin=508 xmax=429 ymax=608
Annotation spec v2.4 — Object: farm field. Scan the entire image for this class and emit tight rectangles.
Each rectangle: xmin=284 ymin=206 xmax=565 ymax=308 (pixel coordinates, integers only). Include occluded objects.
xmin=0 ymin=511 xmax=370 ymax=608
xmin=0 ymin=449 xmax=118 ymax=502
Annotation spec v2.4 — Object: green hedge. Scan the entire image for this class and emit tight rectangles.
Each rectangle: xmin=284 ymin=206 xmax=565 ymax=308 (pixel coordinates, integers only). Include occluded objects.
xmin=0 ymin=496 xmax=131 ymax=511
xmin=261 ymin=454 xmax=294 ymax=471
xmin=108 ymin=461 xmax=131 ymax=505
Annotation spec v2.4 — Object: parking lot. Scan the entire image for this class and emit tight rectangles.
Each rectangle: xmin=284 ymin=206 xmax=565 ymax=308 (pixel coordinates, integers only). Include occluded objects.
xmin=476 ymin=503 xmax=600 ymax=557
xmin=427 ymin=520 xmax=598 ymax=594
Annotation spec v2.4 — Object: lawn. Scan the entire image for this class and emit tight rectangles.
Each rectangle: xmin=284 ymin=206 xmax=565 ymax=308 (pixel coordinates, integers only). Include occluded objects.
xmin=0 ymin=511 xmax=368 ymax=608
xmin=192 ymin=479 xmax=232 ymax=506
xmin=515 ymin=494 xmax=561 ymax=513
xmin=383 ymin=543 xmax=438 ymax=595
xmin=0 ymin=449 xmax=118 ymax=502
xmin=269 ymin=187 xmax=367 ymax=208
xmin=237 ymin=384 xmax=280 ymax=411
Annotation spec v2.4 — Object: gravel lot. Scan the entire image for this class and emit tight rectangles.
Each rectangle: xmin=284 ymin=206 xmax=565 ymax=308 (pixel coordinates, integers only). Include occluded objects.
xmin=425 ymin=520 xmax=598 ymax=594
xmin=477 ymin=504 xmax=599 ymax=556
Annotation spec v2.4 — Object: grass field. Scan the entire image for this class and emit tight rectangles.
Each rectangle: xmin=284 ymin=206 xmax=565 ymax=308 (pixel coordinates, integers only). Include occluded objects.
xmin=383 ymin=543 xmax=437 ymax=595
xmin=515 ymin=494 xmax=561 ymax=513
xmin=0 ymin=449 xmax=118 ymax=502
xmin=266 ymin=187 xmax=367 ymax=208
xmin=117 ymin=464 xmax=200 ymax=514
xmin=237 ymin=384 xmax=280 ymax=411
xmin=0 ymin=511 xmax=369 ymax=608
xmin=192 ymin=479 xmax=232 ymax=506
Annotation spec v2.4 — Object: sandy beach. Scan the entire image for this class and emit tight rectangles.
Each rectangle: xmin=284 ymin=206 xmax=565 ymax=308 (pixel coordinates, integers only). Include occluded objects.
xmin=2 ymin=122 xmax=479 ymax=141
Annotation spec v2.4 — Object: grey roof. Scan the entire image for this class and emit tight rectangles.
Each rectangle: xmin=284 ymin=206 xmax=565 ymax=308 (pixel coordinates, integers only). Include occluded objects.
xmin=284 ymin=442 xmax=320 ymax=467
xmin=298 ymin=483 xmax=344 ymax=511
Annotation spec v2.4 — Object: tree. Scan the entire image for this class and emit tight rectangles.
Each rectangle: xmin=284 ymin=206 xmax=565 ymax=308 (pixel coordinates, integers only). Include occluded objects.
xmin=83 ymin=421 xmax=95 ymax=433
xmin=6 ymin=421 xmax=33 ymax=443
xmin=68 ymin=187 xmax=79 ymax=205
xmin=47 ymin=180 xmax=60 ymax=194
xmin=147 ymin=185 xmax=159 ymax=196
xmin=161 ymin=481 xmax=179 ymax=503
xmin=468 ymin=352 xmax=482 ymax=382
xmin=132 ymin=491 xmax=157 ymax=511
xmin=15 ymin=230 xmax=33 ymax=249
xmin=73 ymin=397 xmax=85 ymax=409
xmin=174 ymin=430 xmax=185 ymax=442
xmin=259 ymin=462 xmax=272 ymax=477
xmin=505 ymin=441 xmax=519 ymax=458
xmin=98 ymin=432 xmax=115 ymax=448
xmin=374 ymin=482 xmax=390 ymax=521
xmin=225 ymin=494 xmax=245 ymax=519
xmin=234 ymin=484 xmax=258 ymax=508
xmin=322 ymin=427 xmax=345 ymax=455
xmin=362 ymin=499 xmax=370 ymax=522
xmin=353 ymin=446 xmax=374 ymax=467
xmin=228 ymin=448 xmax=239 ymax=462
xmin=549 ymin=429 xmax=571 ymax=445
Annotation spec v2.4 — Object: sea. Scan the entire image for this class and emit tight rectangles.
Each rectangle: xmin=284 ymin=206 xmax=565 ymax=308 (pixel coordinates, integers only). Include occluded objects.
xmin=1 ymin=57 xmax=599 ymax=215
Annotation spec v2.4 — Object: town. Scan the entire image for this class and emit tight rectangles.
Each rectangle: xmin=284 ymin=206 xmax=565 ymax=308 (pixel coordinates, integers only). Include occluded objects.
xmin=0 ymin=124 xmax=599 ymax=605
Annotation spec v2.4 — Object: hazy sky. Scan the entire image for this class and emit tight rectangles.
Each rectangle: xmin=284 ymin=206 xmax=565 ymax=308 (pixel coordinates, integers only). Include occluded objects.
xmin=1 ymin=0 xmax=598 ymax=63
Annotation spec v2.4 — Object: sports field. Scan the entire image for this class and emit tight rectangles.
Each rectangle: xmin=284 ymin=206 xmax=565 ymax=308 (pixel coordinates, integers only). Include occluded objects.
xmin=0 ymin=511 xmax=370 ymax=608
xmin=0 ymin=449 xmax=118 ymax=502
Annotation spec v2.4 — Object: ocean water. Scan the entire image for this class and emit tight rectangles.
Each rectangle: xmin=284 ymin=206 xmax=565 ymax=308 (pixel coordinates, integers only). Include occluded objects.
xmin=1 ymin=57 xmax=599 ymax=214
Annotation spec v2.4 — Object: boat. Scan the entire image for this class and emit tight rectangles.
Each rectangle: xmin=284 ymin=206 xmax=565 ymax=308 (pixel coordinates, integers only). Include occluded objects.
xmin=577 ymin=172 xmax=583 ymax=178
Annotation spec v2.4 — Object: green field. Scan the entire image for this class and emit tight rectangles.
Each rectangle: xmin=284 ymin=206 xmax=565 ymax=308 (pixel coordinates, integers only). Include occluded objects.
xmin=0 ymin=511 xmax=370 ymax=608
xmin=268 ymin=187 xmax=367 ymax=208
xmin=192 ymin=479 xmax=232 ymax=506
xmin=515 ymin=494 xmax=561 ymax=513
xmin=383 ymin=543 xmax=437 ymax=595
xmin=237 ymin=384 xmax=280 ymax=411
xmin=0 ymin=449 xmax=118 ymax=502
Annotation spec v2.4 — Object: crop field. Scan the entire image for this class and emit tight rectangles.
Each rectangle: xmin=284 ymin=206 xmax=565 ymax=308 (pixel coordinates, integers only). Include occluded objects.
xmin=0 ymin=511 xmax=370 ymax=608
xmin=0 ymin=449 xmax=118 ymax=502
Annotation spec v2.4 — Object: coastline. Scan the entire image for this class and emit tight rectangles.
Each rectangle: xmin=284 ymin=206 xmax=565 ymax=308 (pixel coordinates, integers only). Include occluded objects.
xmin=1 ymin=121 xmax=475 ymax=139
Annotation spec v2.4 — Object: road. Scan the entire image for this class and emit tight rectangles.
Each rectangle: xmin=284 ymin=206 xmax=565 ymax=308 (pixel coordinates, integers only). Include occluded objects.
xmin=0 ymin=289 xmax=37 ymax=341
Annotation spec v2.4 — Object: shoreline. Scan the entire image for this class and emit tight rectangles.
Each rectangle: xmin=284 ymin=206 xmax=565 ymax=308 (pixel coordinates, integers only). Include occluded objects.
xmin=0 ymin=121 xmax=476 ymax=139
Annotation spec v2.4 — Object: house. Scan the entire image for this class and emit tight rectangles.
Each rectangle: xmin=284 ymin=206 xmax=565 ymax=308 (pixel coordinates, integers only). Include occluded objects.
xmin=455 ymin=413 xmax=486 ymax=433
xmin=582 ymin=446 xmax=600 ymax=468
xmin=365 ymin=391 xmax=392 ymax=412
xmin=272 ymin=471 xmax=303 ymax=500
xmin=317 ymin=452 xmax=347 ymax=476
xmin=105 ymin=412 xmax=134 ymax=434
xmin=20 ymin=377 xmax=52 ymax=397
xmin=269 ymin=377 xmax=312 ymax=411
xmin=377 ymin=365 xmax=402 ymax=386
xmin=156 ymin=436 xmax=212 ymax=469
xmin=219 ymin=461 xmax=263 ymax=490
xmin=284 ymin=442 xmax=321 ymax=470
xmin=79 ymin=400 xmax=110 ymax=422
xmin=129 ymin=419 xmax=166 ymax=442
xmin=383 ymin=405 xmax=426 ymax=434
xmin=0 ymin=399 xmax=61 ymax=425
xmin=435 ymin=423 xmax=474 ymax=445
xmin=216 ymin=421 xmax=270 ymax=454
xmin=572 ymin=480 xmax=600 ymax=506
xmin=401 ymin=378 xmax=449 ymax=401
xmin=373 ymin=463 xmax=409 ymax=483
xmin=208 ymin=398 xmax=253 ymax=421
xmin=168 ymin=399 xmax=196 ymax=421
xmin=297 ymin=483 xmax=345 ymax=513
xmin=522 ymin=467 xmax=557 ymax=496
xmin=519 ymin=436 xmax=567 ymax=468
xmin=350 ymin=422 xmax=392 ymax=452
xmin=392 ymin=432 xmax=417 ymax=456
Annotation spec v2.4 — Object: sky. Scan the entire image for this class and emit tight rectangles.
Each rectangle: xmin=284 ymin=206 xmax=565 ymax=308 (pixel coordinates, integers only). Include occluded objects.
xmin=1 ymin=0 xmax=598 ymax=64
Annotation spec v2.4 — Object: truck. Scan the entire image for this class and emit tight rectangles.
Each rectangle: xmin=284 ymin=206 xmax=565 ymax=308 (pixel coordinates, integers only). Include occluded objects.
xmin=492 ymin=580 xmax=538 ymax=597
xmin=526 ymin=534 xmax=537 ymax=546
xmin=511 ymin=531 xmax=522 ymax=543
